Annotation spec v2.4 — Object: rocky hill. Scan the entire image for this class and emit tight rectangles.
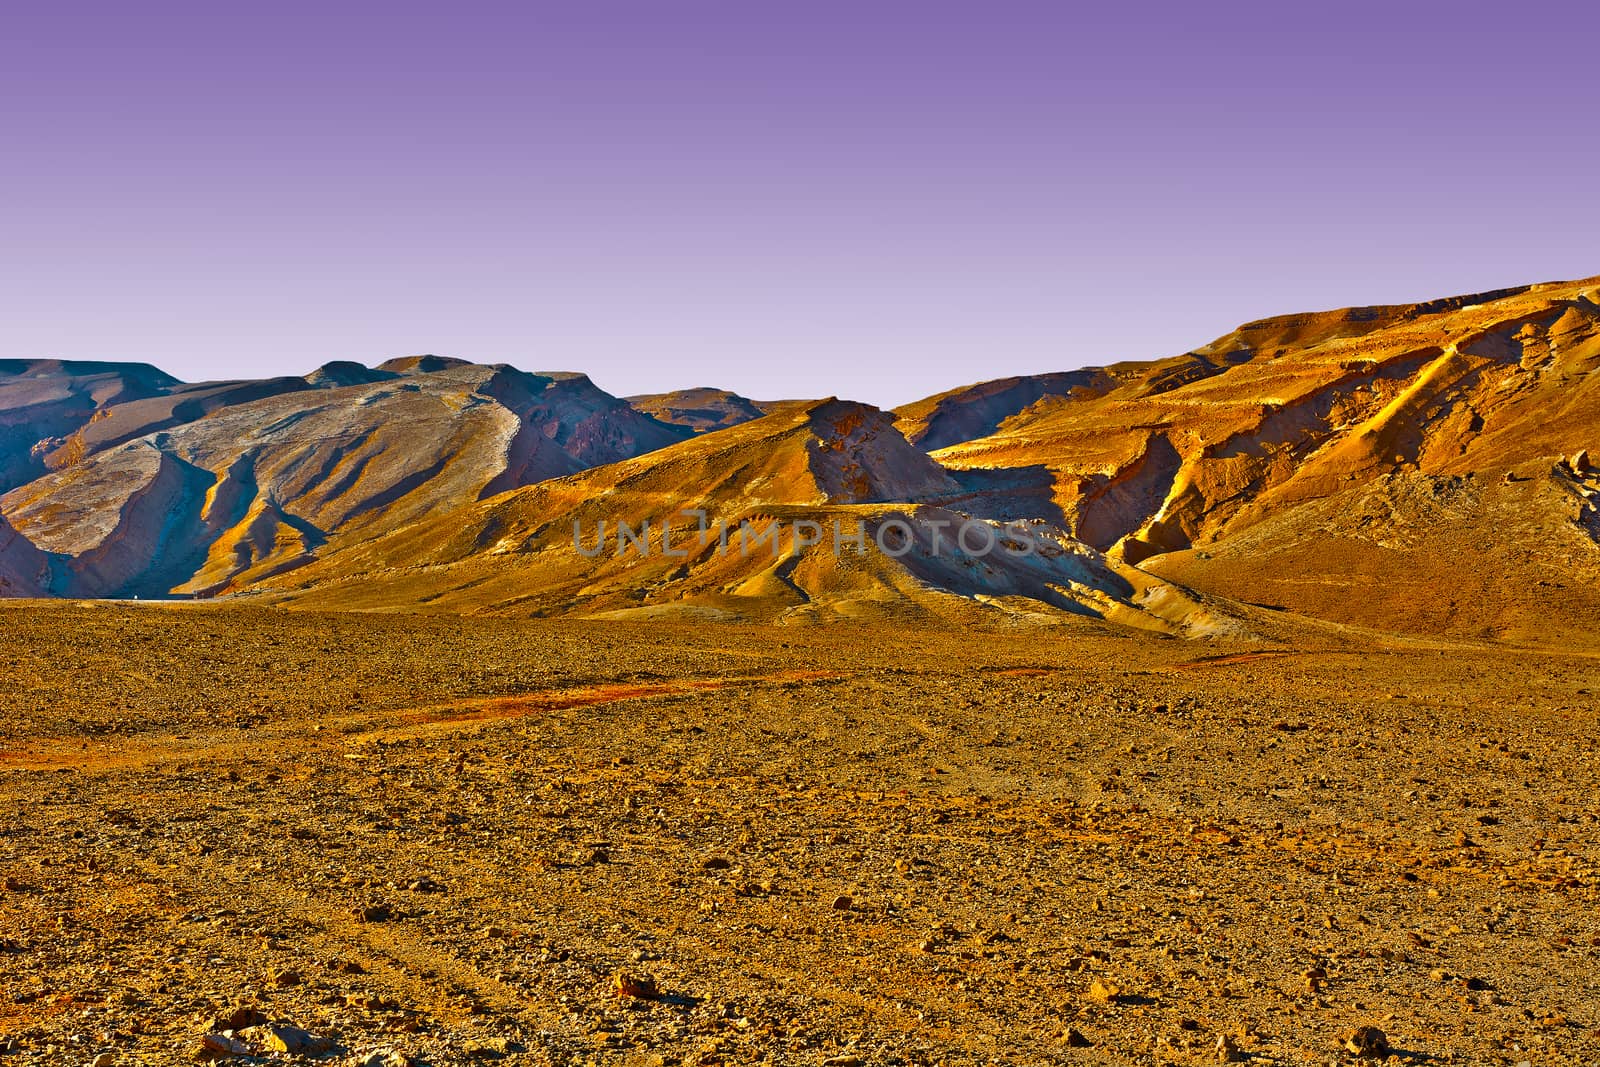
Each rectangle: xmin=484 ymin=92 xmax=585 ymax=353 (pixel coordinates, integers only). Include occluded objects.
xmin=255 ymin=399 xmax=1239 ymax=634
xmin=626 ymin=387 xmax=771 ymax=433
xmin=893 ymin=370 xmax=1114 ymax=451
xmin=6 ymin=274 xmax=1600 ymax=640
xmin=926 ymin=276 xmax=1600 ymax=638
xmin=0 ymin=359 xmax=180 ymax=491
xmin=0 ymin=359 xmax=689 ymax=597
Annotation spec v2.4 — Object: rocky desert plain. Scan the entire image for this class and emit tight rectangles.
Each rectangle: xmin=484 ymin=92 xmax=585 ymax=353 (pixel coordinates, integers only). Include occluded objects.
xmin=4 ymin=275 xmax=1600 ymax=1065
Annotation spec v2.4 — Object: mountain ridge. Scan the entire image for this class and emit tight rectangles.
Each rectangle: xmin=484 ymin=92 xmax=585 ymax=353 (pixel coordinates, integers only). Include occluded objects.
xmin=4 ymin=273 xmax=1598 ymax=640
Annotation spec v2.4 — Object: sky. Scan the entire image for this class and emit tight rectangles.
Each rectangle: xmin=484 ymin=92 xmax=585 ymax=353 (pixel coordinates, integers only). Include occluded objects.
xmin=3 ymin=1 xmax=1598 ymax=409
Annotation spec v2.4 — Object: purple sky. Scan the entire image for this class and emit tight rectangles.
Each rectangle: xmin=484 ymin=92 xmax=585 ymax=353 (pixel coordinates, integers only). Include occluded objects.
xmin=3 ymin=1 xmax=1598 ymax=408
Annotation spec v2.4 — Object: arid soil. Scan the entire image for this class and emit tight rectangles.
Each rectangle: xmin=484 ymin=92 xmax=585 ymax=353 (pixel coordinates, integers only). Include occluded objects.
xmin=2 ymin=603 xmax=1598 ymax=1066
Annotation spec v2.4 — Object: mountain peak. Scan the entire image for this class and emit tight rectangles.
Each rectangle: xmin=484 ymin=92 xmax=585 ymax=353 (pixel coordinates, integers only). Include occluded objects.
xmin=375 ymin=354 xmax=476 ymax=374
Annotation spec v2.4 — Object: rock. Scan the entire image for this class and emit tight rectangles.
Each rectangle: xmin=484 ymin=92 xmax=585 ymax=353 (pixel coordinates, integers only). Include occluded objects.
xmin=822 ymin=1057 xmax=864 ymax=1067
xmin=207 ymin=1007 xmax=267 ymax=1032
xmin=269 ymin=967 xmax=301 ymax=988
xmin=1064 ymin=1029 xmax=1092 ymax=1047
xmin=353 ymin=903 xmax=392 ymax=923
xmin=406 ymin=876 xmax=443 ymax=893
xmin=1216 ymin=1033 xmax=1245 ymax=1062
xmin=465 ymin=1037 xmax=523 ymax=1058
xmin=702 ymin=856 xmax=732 ymax=870
xmin=1088 ymin=978 xmax=1122 ymax=1004
xmin=197 ymin=1032 xmax=252 ymax=1059
xmin=830 ymin=894 xmax=853 ymax=911
xmin=612 ymin=972 xmax=659 ymax=999
xmin=355 ymin=1053 xmax=415 ymax=1067
xmin=91 ymin=1054 xmax=117 ymax=1067
xmin=251 ymin=1023 xmax=337 ymax=1056
xmin=1343 ymin=1026 xmax=1389 ymax=1057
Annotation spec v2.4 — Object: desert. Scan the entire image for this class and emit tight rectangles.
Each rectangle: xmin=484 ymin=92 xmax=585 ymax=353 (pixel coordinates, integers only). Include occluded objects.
xmin=2 ymin=604 xmax=1597 ymax=1065
xmin=6 ymin=275 xmax=1600 ymax=1064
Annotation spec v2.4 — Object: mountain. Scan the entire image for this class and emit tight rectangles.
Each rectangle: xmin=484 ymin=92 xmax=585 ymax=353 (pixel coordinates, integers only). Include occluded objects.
xmin=7 ymin=273 xmax=1600 ymax=640
xmin=0 ymin=359 xmax=180 ymax=492
xmin=893 ymin=370 xmax=1115 ymax=451
xmin=255 ymin=399 xmax=1239 ymax=634
xmin=925 ymin=275 xmax=1600 ymax=638
xmin=626 ymin=387 xmax=771 ymax=433
xmin=0 ymin=360 xmax=690 ymax=597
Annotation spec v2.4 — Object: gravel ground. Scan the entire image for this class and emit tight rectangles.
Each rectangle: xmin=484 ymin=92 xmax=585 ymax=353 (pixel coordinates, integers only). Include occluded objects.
xmin=1 ymin=602 xmax=1597 ymax=1066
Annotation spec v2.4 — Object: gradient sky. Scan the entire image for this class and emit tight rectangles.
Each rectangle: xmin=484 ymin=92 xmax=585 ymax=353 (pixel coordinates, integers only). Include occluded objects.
xmin=3 ymin=1 xmax=1598 ymax=408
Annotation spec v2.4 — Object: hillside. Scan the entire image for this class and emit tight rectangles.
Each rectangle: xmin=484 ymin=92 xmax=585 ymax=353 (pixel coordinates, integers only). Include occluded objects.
xmin=0 ymin=359 xmax=179 ymax=491
xmin=893 ymin=370 xmax=1115 ymax=451
xmin=626 ymin=387 xmax=771 ymax=433
xmin=924 ymin=276 xmax=1600 ymax=638
xmin=256 ymin=399 xmax=1240 ymax=634
xmin=0 ymin=360 xmax=689 ymax=597
xmin=6 ymin=274 xmax=1600 ymax=640
xmin=0 ymin=514 xmax=49 ymax=596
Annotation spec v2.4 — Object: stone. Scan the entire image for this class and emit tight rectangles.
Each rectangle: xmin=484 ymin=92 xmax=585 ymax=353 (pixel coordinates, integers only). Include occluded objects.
xmin=1088 ymin=978 xmax=1122 ymax=1004
xmin=197 ymin=1032 xmax=252 ymax=1059
xmin=612 ymin=972 xmax=659 ymax=999
xmin=207 ymin=1007 xmax=267 ymax=1032
xmin=1216 ymin=1034 xmax=1245 ymax=1062
xmin=252 ymin=1023 xmax=336 ymax=1056
xmin=1343 ymin=1026 xmax=1388 ymax=1057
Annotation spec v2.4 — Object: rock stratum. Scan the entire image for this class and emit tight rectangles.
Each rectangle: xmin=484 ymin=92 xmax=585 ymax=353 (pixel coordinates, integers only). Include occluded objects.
xmin=3 ymin=273 xmax=1598 ymax=640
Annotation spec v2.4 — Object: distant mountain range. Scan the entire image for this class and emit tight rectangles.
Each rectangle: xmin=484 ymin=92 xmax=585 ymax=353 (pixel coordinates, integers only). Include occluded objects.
xmin=5 ymin=273 xmax=1599 ymax=642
